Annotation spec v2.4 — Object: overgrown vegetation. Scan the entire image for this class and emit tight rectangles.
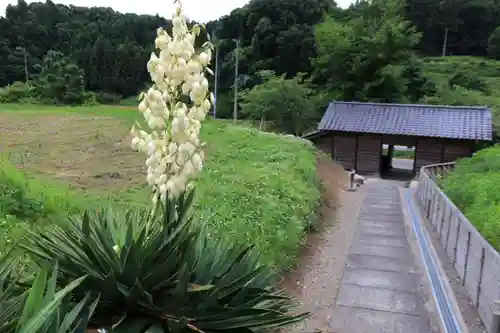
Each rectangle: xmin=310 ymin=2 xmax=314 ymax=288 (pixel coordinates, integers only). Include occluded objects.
xmin=440 ymin=146 xmax=500 ymax=251
xmin=0 ymin=5 xmax=325 ymax=329
xmin=0 ymin=105 xmax=320 ymax=271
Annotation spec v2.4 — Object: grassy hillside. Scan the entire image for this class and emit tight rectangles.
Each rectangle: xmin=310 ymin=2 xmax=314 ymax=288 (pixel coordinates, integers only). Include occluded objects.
xmin=422 ymin=56 xmax=500 ymax=129
xmin=423 ymin=56 xmax=500 ymax=86
xmin=0 ymin=104 xmax=321 ymax=271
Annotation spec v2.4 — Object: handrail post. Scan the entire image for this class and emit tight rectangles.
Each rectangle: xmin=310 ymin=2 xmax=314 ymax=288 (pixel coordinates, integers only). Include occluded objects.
xmin=492 ymin=301 xmax=500 ymax=333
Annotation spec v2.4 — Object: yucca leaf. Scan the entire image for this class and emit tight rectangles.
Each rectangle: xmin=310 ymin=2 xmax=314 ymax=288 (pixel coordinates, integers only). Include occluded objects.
xmin=56 ymin=292 xmax=98 ymax=333
xmin=186 ymin=283 xmax=214 ymax=292
xmin=16 ymin=265 xmax=48 ymax=331
xmin=17 ymin=274 xmax=87 ymax=333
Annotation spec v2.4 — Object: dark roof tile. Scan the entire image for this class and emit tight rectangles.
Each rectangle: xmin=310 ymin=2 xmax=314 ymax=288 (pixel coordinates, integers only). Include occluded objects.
xmin=318 ymin=101 xmax=492 ymax=140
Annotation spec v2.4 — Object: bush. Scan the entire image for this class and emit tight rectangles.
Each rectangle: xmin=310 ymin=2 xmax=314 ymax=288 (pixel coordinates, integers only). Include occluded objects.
xmin=32 ymin=50 xmax=87 ymax=105
xmin=440 ymin=145 xmax=500 ymax=250
xmin=448 ymin=70 xmax=489 ymax=94
xmin=488 ymin=27 xmax=500 ymax=59
xmin=0 ymin=82 xmax=33 ymax=103
xmin=94 ymin=92 xmax=123 ymax=105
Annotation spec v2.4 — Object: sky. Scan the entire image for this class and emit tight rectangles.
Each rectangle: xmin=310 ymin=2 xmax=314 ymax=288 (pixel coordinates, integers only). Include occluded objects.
xmin=0 ymin=0 xmax=355 ymax=23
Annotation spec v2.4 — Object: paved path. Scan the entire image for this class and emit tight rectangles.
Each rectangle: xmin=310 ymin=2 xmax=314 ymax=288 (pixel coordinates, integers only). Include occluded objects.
xmin=330 ymin=181 xmax=435 ymax=333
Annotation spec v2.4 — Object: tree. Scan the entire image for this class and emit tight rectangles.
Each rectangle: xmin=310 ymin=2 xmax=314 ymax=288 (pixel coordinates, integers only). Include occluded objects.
xmin=312 ymin=0 xmax=432 ymax=103
xmin=33 ymin=50 xmax=86 ymax=104
xmin=239 ymin=70 xmax=319 ymax=135
xmin=488 ymin=27 xmax=500 ymax=59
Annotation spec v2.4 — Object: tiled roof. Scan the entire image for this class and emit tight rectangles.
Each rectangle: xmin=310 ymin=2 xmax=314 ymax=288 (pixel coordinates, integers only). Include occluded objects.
xmin=318 ymin=101 xmax=493 ymax=140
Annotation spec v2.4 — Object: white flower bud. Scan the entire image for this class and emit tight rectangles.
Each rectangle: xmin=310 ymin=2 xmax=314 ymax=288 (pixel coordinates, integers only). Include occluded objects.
xmin=198 ymin=52 xmax=210 ymax=66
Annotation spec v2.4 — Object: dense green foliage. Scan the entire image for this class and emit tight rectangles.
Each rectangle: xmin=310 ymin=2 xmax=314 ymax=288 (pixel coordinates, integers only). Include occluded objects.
xmin=3 ymin=0 xmax=500 ymax=133
xmin=239 ymin=71 xmax=319 ymax=135
xmin=440 ymin=147 xmax=500 ymax=251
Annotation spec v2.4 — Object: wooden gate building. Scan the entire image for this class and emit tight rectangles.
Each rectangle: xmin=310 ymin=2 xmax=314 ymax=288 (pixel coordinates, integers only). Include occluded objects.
xmin=305 ymin=101 xmax=493 ymax=176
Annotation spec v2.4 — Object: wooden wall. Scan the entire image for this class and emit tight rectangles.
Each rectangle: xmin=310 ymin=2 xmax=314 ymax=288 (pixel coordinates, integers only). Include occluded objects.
xmin=382 ymin=135 xmax=416 ymax=147
xmin=332 ymin=133 xmax=356 ymax=170
xmin=442 ymin=139 xmax=474 ymax=163
xmin=415 ymin=138 xmax=474 ymax=172
xmin=356 ymin=134 xmax=382 ymax=175
xmin=414 ymin=138 xmax=443 ymax=172
xmin=309 ymin=131 xmax=476 ymax=175
xmin=313 ymin=133 xmax=333 ymax=155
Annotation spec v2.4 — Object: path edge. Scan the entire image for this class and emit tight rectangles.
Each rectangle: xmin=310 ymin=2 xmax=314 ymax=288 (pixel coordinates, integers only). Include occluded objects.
xmin=399 ymin=186 xmax=469 ymax=333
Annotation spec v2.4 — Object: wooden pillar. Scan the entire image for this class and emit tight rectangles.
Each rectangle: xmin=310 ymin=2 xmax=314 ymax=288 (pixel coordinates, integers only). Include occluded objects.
xmin=413 ymin=138 xmax=419 ymax=176
xmin=331 ymin=133 xmax=335 ymax=159
xmin=354 ymin=135 xmax=359 ymax=171
xmin=440 ymin=139 xmax=445 ymax=163
xmin=388 ymin=144 xmax=394 ymax=169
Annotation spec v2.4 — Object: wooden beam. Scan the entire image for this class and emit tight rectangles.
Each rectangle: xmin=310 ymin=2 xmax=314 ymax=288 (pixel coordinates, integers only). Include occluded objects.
xmin=331 ymin=132 xmax=335 ymax=159
xmin=440 ymin=139 xmax=445 ymax=163
xmin=413 ymin=138 xmax=418 ymax=176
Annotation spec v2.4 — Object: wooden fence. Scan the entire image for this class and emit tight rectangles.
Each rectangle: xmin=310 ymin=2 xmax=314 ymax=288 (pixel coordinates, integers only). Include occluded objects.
xmin=416 ymin=162 xmax=500 ymax=333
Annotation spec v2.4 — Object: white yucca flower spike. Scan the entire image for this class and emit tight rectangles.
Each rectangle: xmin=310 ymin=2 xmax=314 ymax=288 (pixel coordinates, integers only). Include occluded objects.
xmin=131 ymin=0 xmax=214 ymax=203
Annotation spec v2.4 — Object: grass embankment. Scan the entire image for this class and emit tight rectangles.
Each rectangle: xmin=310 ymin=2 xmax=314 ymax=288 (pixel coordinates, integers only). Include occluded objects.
xmin=423 ymin=56 xmax=500 ymax=250
xmin=422 ymin=56 xmax=500 ymax=128
xmin=440 ymin=146 xmax=500 ymax=251
xmin=0 ymin=104 xmax=321 ymax=271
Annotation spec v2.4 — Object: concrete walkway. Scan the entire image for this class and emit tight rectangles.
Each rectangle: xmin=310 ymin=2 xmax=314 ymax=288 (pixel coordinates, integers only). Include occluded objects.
xmin=330 ymin=181 xmax=435 ymax=333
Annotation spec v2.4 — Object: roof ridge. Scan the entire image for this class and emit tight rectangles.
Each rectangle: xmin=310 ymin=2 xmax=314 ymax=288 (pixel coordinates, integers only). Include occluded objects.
xmin=329 ymin=101 xmax=490 ymax=111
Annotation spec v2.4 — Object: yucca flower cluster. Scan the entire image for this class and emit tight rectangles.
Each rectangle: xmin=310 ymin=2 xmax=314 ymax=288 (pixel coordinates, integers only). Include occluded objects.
xmin=131 ymin=2 xmax=214 ymax=202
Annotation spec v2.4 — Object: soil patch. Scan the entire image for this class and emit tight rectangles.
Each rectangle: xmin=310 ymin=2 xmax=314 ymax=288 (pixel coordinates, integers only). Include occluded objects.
xmin=0 ymin=113 xmax=145 ymax=192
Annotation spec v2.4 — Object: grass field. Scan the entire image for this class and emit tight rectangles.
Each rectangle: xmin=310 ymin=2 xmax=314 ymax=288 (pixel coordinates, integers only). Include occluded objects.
xmin=0 ymin=104 xmax=322 ymax=271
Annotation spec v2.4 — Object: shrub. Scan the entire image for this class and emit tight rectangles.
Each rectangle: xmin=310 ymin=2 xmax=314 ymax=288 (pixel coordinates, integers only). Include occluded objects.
xmin=488 ymin=26 xmax=500 ymax=59
xmin=32 ymin=50 xmax=87 ymax=105
xmin=0 ymin=82 xmax=33 ymax=103
xmin=448 ymin=70 xmax=489 ymax=94
xmin=94 ymin=92 xmax=122 ymax=105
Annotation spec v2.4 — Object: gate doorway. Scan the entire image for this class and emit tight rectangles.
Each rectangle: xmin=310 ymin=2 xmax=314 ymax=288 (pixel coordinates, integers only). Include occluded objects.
xmin=380 ymin=144 xmax=416 ymax=180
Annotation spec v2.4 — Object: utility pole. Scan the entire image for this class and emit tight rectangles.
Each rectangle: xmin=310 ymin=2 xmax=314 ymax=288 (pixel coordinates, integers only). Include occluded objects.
xmin=442 ymin=27 xmax=448 ymax=57
xmin=23 ymin=50 xmax=28 ymax=83
xmin=232 ymin=38 xmax=240 ymax=124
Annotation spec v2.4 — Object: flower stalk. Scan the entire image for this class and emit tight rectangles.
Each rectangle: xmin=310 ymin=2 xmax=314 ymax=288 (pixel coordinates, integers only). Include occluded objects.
xmin=131 ymin=1 xmax=214 ymax=203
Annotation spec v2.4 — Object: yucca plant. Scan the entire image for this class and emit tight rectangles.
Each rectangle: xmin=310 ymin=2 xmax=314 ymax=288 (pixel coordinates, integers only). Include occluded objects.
xmin=0 ymin=249 xmax=98 ymax=333
xmin=21 ymin=190 xmax=309 ymax=332
xmin=14 ymin=263 xmax=99 ymax=333
xmin=0 ymin=250 xmax=26 ymax=333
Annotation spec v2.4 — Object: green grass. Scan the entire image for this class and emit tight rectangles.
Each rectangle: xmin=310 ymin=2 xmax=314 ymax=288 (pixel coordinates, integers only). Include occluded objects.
xmin=440 ymin=146 xmax=500 ymax=251
xmin=382 ymin=148 xmax=415 ymax=159
xmin=422 ymin=56 xmax=500 ymax=129
xmin=422 ymin=56 xmax=500 ymax=84
xmin=0 ymin=104 xmax=321 ymax=271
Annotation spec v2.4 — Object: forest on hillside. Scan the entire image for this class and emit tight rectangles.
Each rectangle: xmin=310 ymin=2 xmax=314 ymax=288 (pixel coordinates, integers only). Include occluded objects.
xmin=2 ymin=0 xmax=500 ymax=134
